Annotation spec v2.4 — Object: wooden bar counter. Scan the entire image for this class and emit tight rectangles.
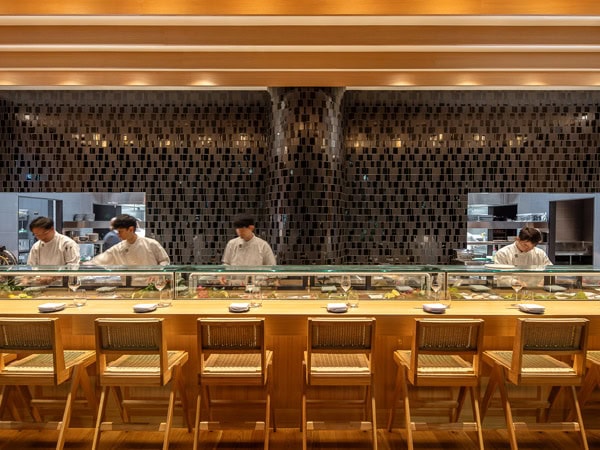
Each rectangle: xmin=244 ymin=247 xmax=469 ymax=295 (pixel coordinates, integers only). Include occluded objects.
xmin=2 ymin=298 xmax=600 ymax=427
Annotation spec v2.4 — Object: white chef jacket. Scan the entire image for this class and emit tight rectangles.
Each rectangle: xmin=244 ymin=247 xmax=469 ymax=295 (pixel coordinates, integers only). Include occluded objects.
xmin=27 ymin=232 xmax=80 ymax=266
xmin=222 ymin=235 xmax=276 ymax=266
xmin=90 ymin=235 xmax=170 ymax=266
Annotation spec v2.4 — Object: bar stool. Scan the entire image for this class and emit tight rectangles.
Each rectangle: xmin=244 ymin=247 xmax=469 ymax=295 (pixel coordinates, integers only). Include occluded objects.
xmin=302 ymin=317 xmax=377 ymax=450
xmin=481 ymin=317 xmax=589 ymax=450
xmin=92 ymin=318 xmax=190 ymax=450
xmin=0 ymin=317 xmax=96 ymax=450
xmin=194 ymin=318 xmax=273 ymax=450
xmin=387 ymin=318 xmax=485 ymax=450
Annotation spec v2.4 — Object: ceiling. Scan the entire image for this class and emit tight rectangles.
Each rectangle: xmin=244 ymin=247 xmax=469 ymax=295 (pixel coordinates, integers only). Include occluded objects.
xmin=1 ymin=1 xmax=600 ymax=89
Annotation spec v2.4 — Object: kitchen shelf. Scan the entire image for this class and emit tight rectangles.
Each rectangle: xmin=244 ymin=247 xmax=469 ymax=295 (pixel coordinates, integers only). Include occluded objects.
xmin=467 ymin=221 xmax=549 ymax=257
xmin=467 ymin=221 xmax=548 ymax=230
xmin=63 ymin=221 xmax=112 ymax=228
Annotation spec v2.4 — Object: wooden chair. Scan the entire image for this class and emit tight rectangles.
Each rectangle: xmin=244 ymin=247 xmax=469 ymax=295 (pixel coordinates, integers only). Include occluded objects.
xmin=387 ymin=318 xmax=485 ymax=450
xmin=0 ymin=317 xmax=96 ymax=450
xmin=302 ymin=317 xmax=377 ymax=450
xmin=92 ymin=318 xmax=190 ymax=450
xmin=480 ymin=317 xmax=589 ymax=450
xmin=194 ymin=318 xmax=273 ymax=450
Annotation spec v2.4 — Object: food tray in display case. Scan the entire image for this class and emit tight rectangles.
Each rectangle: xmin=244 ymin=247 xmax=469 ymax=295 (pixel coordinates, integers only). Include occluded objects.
xmin=0 ymin=265 xmax=175 ymax=301
xmin=442 ymin=265 xmax=600 ymax=302
xmin=176 ymin=265 xmax=438 ymax=302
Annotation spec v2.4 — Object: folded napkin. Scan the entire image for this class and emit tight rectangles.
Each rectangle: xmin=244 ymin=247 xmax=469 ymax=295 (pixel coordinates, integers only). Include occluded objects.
xmin=133 ymin=303 xmax=158 ymax=313
xmin=422 ymin=303 xmax=447 ymax=314
xmin=326 ymin=302 xmax=348 ymax=313
xmin=321 ymin=285 xmax=337 ymax=293
xmin=518 ymin=303 xmax=545 ymax=314
xmin=229 ymin=302 xmax=250 ymax=313
xmin=38 ymin=302 xmax=66 ymax=313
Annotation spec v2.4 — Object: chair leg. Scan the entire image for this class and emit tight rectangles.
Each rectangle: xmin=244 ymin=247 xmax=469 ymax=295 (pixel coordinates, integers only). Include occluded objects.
xmin=268 ymin=363 xmax=276 ymax=432
xmin=92 ymin=386 xmax=110 ymax=450
xmin=112 ymin=386 xmax=130 ymax=423
xmin=399 ymin=366 xmax=414 ymax=450
xmin=301 ymin=390 xmax=307 ymax=450
xmin=18 ymin=385 xmax=43 ymax=422
xmin=567 ymin=385 xmax=589 ymax=450
xmin=387 ymin=365 xmax=403 ymax=431
xmin=541 ymin=386 xmax=562 ymax=422
xmin=0 ymin=386 xmax=23 ymax=422
xmin=454 ymin=386 xmax=467 ymax=422
xmin=469 ymin=386 xmax=485 ymax=450
xmin=162 ymin=365 xmax=181 ymax=450
xmin=192 ymin=392 xmax=202 ymax=450
xmin=370 ymin=383 xmax=378 ymax=450
xmin=56 ymin=364 xmax=83 ymax=450
xmin=494 ymin=366 xmax=518 ymax=450
xmin=175 ymin=368 xmax=192 ymax=432
xmin=79 ymin=365 xmax=98 ymax=419
xmin=480 ymin=366 xmax=500 ymax=420
xmin=264 ymin=388 xmax=271 ymax=450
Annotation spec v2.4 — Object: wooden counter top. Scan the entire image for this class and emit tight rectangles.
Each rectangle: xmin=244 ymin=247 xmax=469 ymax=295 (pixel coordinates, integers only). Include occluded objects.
xmin=5 ymin=298 xmax=600 ymax=319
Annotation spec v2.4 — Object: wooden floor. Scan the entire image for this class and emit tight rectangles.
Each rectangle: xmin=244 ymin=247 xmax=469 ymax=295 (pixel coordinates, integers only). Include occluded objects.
xmin=1 ymin=427 xmax=600 ymax=450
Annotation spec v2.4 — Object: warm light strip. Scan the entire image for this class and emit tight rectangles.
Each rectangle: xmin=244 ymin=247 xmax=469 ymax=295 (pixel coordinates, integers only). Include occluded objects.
xmin=4 ymin=68 xmax=600 ymax=72
xmin=0 ymin=15 xmax=598 ymax=26
xmin=2 ymin=44 xmax=600 ymax=52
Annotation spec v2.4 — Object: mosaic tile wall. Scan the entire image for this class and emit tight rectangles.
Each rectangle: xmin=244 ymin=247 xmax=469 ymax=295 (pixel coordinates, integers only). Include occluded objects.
xmin=341 ymin=90 xmax=600 ymax=264
xmin=0 ymin=91 xmax=272 ymax=264
xmin=1 ymin=89 xmax=599 ymax=265
xmin=267 ymin=88 xmax=345 ymax=264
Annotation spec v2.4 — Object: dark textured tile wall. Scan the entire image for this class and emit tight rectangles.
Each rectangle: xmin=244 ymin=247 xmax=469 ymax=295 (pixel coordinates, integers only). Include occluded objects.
xmin=0 ymin=91 xmax=272 ymax=264
xmin=1 ymin=89 xmax=598 ymax=265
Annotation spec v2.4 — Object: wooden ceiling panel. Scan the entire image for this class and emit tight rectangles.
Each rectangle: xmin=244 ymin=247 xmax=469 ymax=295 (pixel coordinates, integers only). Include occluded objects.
xmin=0 ymin=5 xmax=599 ymax=88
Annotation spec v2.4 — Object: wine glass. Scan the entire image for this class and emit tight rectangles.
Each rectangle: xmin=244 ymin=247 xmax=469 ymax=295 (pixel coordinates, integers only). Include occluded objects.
xmin=68 ymin=276 xmax=81 ymax=296
xmin=340 ymin=275 xmax=352 ymax=303
xmin=511 ymin=278 xmax=524 ymax=302
xmin=154 ymin=276 xmax=170 ymax=306
xmin=431 ymin=276 xmax=441 ymax=302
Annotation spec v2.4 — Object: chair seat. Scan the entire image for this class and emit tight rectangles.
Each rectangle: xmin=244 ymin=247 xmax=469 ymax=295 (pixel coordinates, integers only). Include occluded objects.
xmin=310 ymin=353 xmax=370 ymax=374
xmin=1 ymin=350 xmax=94 ymax=374
xmin=105 ymin=351 xmax=187 ymax=374
xmin=203 ymin=351 xmax=272 ymax=376
xmin=485 ymin=351 xmax=576 ymax=375
xmin=395 ymin=351 xmax=475 ymax=373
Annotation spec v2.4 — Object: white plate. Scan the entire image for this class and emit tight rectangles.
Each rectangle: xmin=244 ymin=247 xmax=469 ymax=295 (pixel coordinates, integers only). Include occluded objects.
xmin=38 ymin=302 xmax=66 ymax=313
xmin=484 ymin=264 xmax=515 ymax=270
xmin=133 ymin=303 xmax=158 ymax=313
xmin=327 ymin=303 xmax=348 ymax=313
xmin=517 ymin=303 xmax=545 ymax=314
xmin=423 ymin=303 xmax=447 ymax=314
xmin=229 ymin=302 xmax=250 ymax=313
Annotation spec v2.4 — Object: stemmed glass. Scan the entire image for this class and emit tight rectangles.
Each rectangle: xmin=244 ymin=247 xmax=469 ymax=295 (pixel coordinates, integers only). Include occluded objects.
xmin=431 ymin=276 xmax=442 ymax=302
xmin=511 ymin=278 xmax=525 ymax=302
xmin=68 ymin=276 xmax=81 ymax=296
xmin=154 ymin=276 xmax=170 ymax=307
xmin=340 ymin=275 xmax=352 ymax=303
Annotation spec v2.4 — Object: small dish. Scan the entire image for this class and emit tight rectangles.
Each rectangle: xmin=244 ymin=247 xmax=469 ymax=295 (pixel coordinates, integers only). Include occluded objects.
xmin=229 ymin=302 xmax=250 ymax=313
xmin=38 ymin=302 xmax=66 ymax=313
xmin=422 ymin=303 xmax=447 ymax=314
xmin=326 ymin=303 xmax=348 ymax=313
xmin=133 ymin=303 xmax=158 ymax=313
